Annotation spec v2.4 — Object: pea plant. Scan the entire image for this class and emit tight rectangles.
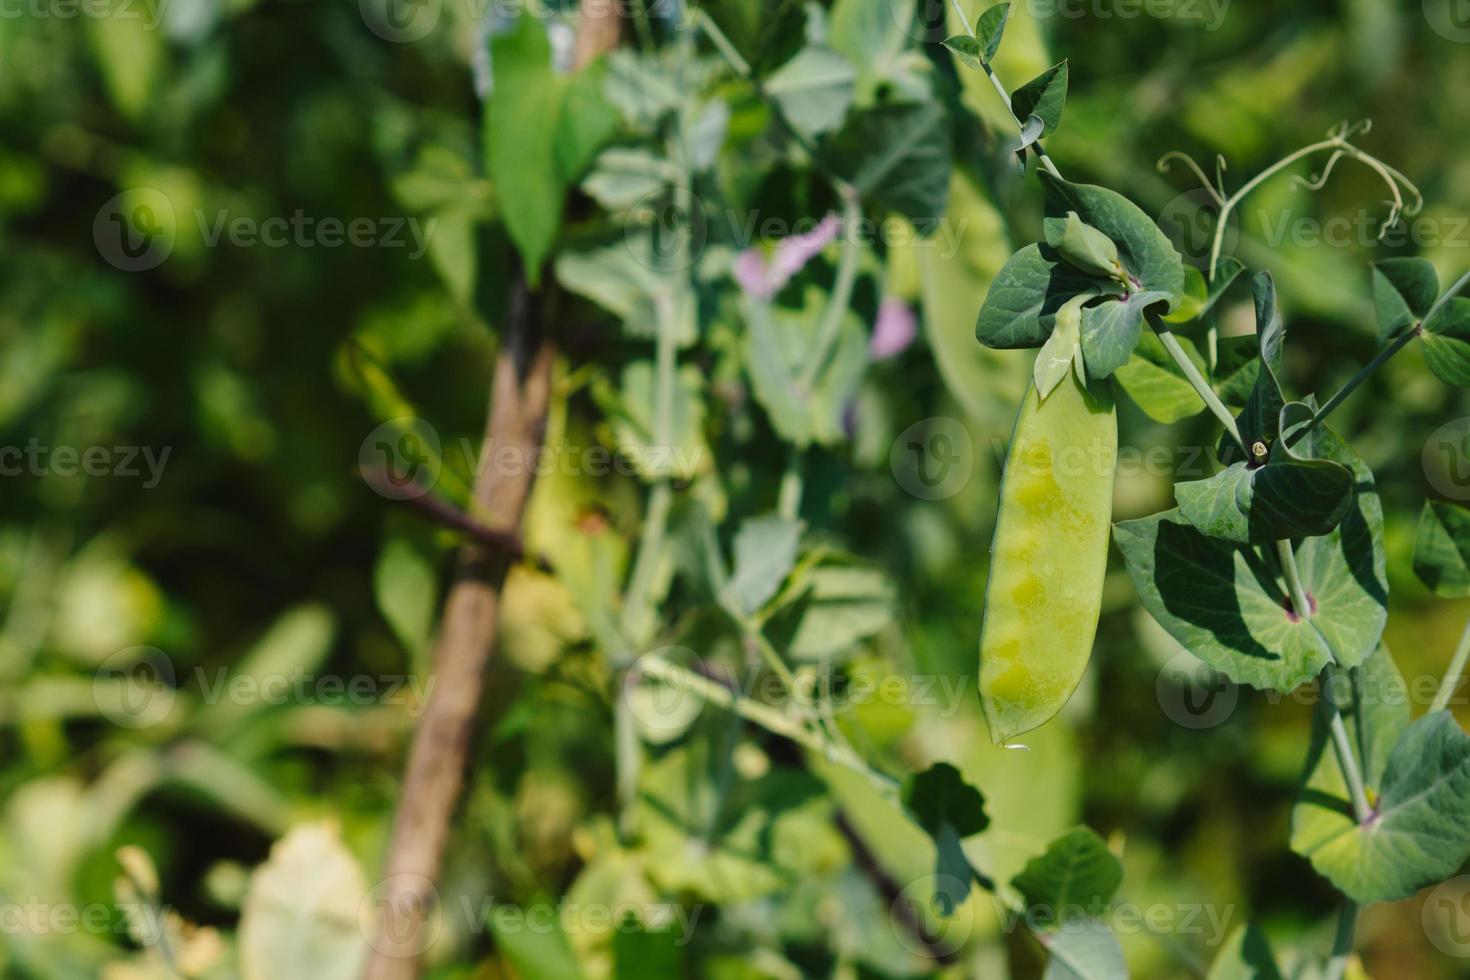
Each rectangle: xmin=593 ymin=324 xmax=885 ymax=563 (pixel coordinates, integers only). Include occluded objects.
xmin=356 ymin=1 xmax=1470 ymax=978
xmin=953 ymin=2 xmax=1470 ymax=976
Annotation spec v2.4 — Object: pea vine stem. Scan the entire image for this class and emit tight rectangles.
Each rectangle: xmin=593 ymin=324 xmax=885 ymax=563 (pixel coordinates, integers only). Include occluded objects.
xmin=944 ymin=0 xmax=1061 ymax=180
xmin=1324 ymin=900 xmax=1358 ymax=980
xmin=636 ymin=651 xmax=899 ymax=797
xmin=1321 ymin=664 xmax=1374 ymax=825
xmin=1431 ymin=613 xmax=1470 ymax=714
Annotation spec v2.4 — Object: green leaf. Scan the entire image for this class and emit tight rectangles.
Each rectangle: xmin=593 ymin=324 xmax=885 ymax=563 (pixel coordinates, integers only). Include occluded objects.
xmin=613 ymin=924 xmax=682 ymax=980
xmin=768 ymin=555 xmax=896 ymax=659
xmin=554 ymin=234 xmax=697 ymax=347
xmin=1041 ymin=924 xmax=1126 ymax=980
xmin=721 ymin=515 xmax=804 ymax=617
xmin=594 ymin=362 xmax=710 ymax=482
xmin=1371 ymin=256 xmax=1438 ymax=343
xmin=486 ymin=18 xmax=564 ymax=284
xmin=975 ymin=243 xmax=1106 ymax=349
xmin=1011 ymin=827 xmax=1122 ymax=919
xmin=1112 ymin=331 xmax=1206 ymax=423
xmin=766 ymin=46 xmax=857 ymax=137
xmin=1034 ymin=293 xmax=1087 ymax=399
xmin=1175 ymin=403 xmax=1354 ymax=544
xmin=1052 ymin=212 xmax=1123 ymax=280
xmin=553 ymin=60 xmax=617 ymax=183
xmin=975 ymin=2 xmax=1011 ymax=61
xmin=1116 ymin=423 xmax=1385 ymax=690
xmin=1421 ymin=298 xmax=1470 ymax=387
xmin=1414 ymin=500 xmax=1470 ymax=597
xmin=1164 ymin=257 xmax=1245 ymax=324
xmin=490 ymin=893 xmax=587 ymax=980
xmin=1038 ymin=171 xmax=1185 ymax=305
xmin=903 ymin=762 xmax=990 ymax=913
xmin=580 ymin=148 xmax=673 ymax=211
xmin=942 ymin=35 xmax=985 ymax=70
xmin=1292 ymin=710 xmax=1470 ymax=903
xmin=1079 ymin=290 xmax=1171 ymax=379
xmin=1205 ymin=924 xmax=1284 ymax=980
xmin=1213 ymin=333 xmax=1260 ymax=407
xmin=1221 ymin=272 xmax=1286 ymax=465
xmin=742 ymin=288 xmax=868 ymax=448
xmin=1011 ymin=61 xmax=1068 ymax=138
xmin=825 ymin=102 xmax=952 ymax=234
xmin=373 ymin=540 xmax=437 ymax=664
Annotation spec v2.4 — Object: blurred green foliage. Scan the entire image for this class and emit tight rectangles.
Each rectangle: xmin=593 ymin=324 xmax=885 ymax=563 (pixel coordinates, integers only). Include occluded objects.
xmin=3 ymin=0 xmax=1470 ymax=977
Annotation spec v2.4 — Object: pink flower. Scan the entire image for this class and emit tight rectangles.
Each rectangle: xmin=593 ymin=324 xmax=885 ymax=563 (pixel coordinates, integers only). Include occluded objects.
xmin=870 ymin=296 xmax=917 ymax=359
xmin=733 ymin=213 xmax=842 ymax=301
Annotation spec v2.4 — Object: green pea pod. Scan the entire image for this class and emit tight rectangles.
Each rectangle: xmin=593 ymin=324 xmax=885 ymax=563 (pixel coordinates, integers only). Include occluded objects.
xmin=979 ymin=371 xmax=1117 ymax=745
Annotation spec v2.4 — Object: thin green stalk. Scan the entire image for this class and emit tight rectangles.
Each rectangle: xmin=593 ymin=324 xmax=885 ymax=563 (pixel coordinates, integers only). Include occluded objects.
xmin=1431 ymin=612 xmax=1470 ymax=714
xmin=1289 ymin=327 xmax=1418 ymax=446
xmin=1204 ymin=138 xmax=1418 ymax=282
xmin=1150 ymin=313 xmax=1245 ymax=452
xmin=637 ymin=652 xmax=899 ymax=796
xmin=1321 ymin=666 xmax=1373 ymax=825
xmin=1323 ymin=900 xmax=1358 ymax=980
xmin=946 ymin=0 xmax=1061 ymax=179
xmin=622 ymin=481 xmax=672 ymax=647
xmin=692 ymin=9 xmax=749 ymax=78
xmin=798 ymin=188 xmax=864 ymax=389
xmin=1276 ymin=539 xmax=1313 ymax=622
xmin=1424 ymin=270 xmax=1470 ymax=325
xmin=778 ymin=447 xmax=804 ymax=520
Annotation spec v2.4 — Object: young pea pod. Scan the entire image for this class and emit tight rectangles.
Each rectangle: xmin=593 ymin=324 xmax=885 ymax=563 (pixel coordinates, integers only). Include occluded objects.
xmin=979 ymin=370 xmax=1117 ymax=745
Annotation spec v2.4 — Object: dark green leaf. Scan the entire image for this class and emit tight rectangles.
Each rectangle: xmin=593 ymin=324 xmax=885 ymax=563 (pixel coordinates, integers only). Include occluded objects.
xmin=1079 ymin=290 xmax=1170 ymax=379
xmin=1011 ymin=61 xmax=1068 ymax=138
xmin=1038 ymin=171 xmax=1185 ymax=304
xmin=903 ymin=762 xmax=989 ymax=837
xmin=1116 ymin=423 xmax=1385 ymax=690
xmin=1371 ymin=256 xmax=1438 ymax=343
xmin=1205 ymin=924 xmax=1284 ymax=980
xmin=975 ymin=2 xmax=1011 ymax=61
xmin=824 ymin=102 xmax=951 ymax=234
xmin=1413 ymin=500 xmax=1470 ymax=596
xmin=1176 ymin=403 xmax=1354 ymax=544
xmin=1213 ymin=333 xmax=1260 ymax=407
xmin=1221 ymin=272 xmax=1286 ymax=465
xmin=1011 ymin=828 xmax=1122 ymax=919
xmin=614 ymin=924 xmax=682 ymax=980
xmin=975 ymin=243 xmax=1106 ymax=349
xmin=1422 ymin=298 xmax=1470 ymax=387
xmin=902 ymin=762 xmax=991 ymax=913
